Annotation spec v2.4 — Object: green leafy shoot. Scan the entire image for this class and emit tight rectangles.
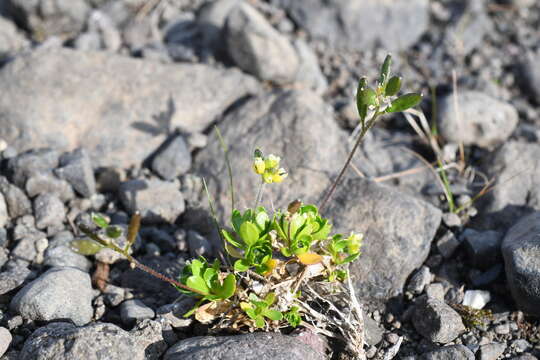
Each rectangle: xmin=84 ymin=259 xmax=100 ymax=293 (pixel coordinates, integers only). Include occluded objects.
xmin=284 ymin=306 xmax=302 ymax=328
xmin=240 ymin=293 xmax=283 ymax=328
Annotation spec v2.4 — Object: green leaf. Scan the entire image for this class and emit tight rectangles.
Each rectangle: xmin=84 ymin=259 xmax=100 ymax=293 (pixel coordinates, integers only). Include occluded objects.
xmin=245 ymin=308 xmax=257 ymax=320
xmin=255 ymin=316 xmax=265 ymax=328
xmin=231 ymin=210 xmax=243 ymax=234
xmin=234 ymin=259 xmax=250 ymax=272
xmin=300 ymin=204 xmax=318 ymax=215
xmin=255 ymin=211 xmax=269 ymax=230
xmin=379 ymin=54 xmax=392 ymax=85
xmin=239 ymin=222 xmax=260 ymax=247
xmin=356 ymin=88 xmax=377 ymax=110
xmin=386 ymin=93 xmax=422 ymax=113
xmin=264 ymin=292 xmax=276 ymax=305
xmin=357 ymin=77 xmax=368 ymax=91
xmin=217 ymin=274 xmax=236 ymax=299
xmin=70 ymin=239 xmax=104 ymax=255
xmin=92 ymin=213 xmax=109 ymax=229
xmin=190 ymin=259 xmax=204 ymax=277
xmin=263 ymin=309 xmax=283 ymax=321
xmin=280 ymin=247 xmax=292 ymax=257
xmin=385 ymin=76 xmax=402 ymax=97
xmin=203 ymin=268 xmax=217 ymax=288
xmin=186 ymin=276 xmax=210 ymax=295
xmin=222 ymin=229 xmax=242 ymax=249
xmin=343 ymin=253 xmax=361 ymax=264
xmin=105 ymin=225 xmax=122 ymax=239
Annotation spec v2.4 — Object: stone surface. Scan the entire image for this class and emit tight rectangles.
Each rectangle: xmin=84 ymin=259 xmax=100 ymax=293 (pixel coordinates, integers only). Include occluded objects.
xmin=277 ymin=0 xmax=429 ymax=51
xmin=225 ymin=2 xmax=299 ymax=84
xmin=119 ymin=178 xmax=185 ymax=224
xmin=479 ymin=342 xmax=506 ymax=360
xmin=33 ymin=194 xmax=65 ymax=229
xmin=10 ymin=267 xmax=93 ymax=326
xmin=520 ymin=51 xmax=540 ymax=101
xmin=151 ymin=135 xmax=192 ymax=180
xmin=19 ymin=322 xmax=149 ymax=360
xmin=407 ymin=266 xmax=433 ymax=295
xmin=462 ymin=290 xmax=491 ymax=310
xmin=195 ymin=89 xmax=347 ymax=232
xmin=0 ymin=193 xmax=7 ymax=228
xmin=412 ymin=298 xmax=465 ymax=344
xmin=293 ymin=39 xmax=327 ymax=94
xmin=0 ymin=177 xmax=32 ymax=219
xmin=423 ymin=345 xmax=475 ymax=360
xmin=5 ymin=0 xmax=90 ymax=39
xmin=0 ymin=16 xmax=28 ymax=58
xmin=25 ymin=172 xmax=75 ymax=202
xmin=325 ymin=177 xmax=441 ymax=300
xmin=55 ymin=148 xmax=96 ymax=198
xmin=187 ymin=230 xmax=213 ymax=258
xmin=462 ymin=229 xmax=503 ymax=270
xmin=437 ymin=91 xmax=518 ymax=148
xmin=436 ymin=231 xmax=461 ymax=259
xmin=364 ymin=316 xmax=384 ymax=346
xmin=0 ymin=47 xmax=259 ymax=168
xmin=0 ymin=326 xmax=12 ymax=357
xmin=44 ymin=241 xmax=92 ymax=272
xmin=121 ymin=299 xmax=155 ymax=327
xmin=164 ymin=332 xmax=325 ymax=360
xmin=0 ymin=263 xmax=31 ymax=295
xmin=502 ymin=212 xmax=540 ymax=316
xmin=480 ymin=141 xmax=540 ymax=229
xmin=7 ymin=148 xmax=60 ymax=188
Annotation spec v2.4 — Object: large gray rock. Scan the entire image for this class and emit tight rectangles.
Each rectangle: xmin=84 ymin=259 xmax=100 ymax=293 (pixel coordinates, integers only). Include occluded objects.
xmin=520 ymin=51 xmax=540 ymax=102
xmin=0 ymin=177 xmax=31 ymax=219
xmin=480 ymin=141 xmax=540 ymax=229
xmin=55 ymin=148 xmax=96 ymax=198
xmin=502 ymin=212 xmax=540 ymax=316
xmin=151 ymin=135 xmax=192 ymax=180
xmin=10 ymin=267 xmax=93 ymax=326
xmin=164 ymin=332 xmax=325 ymax=360
xmin=0 ymin=326 xmax=11 ymax=358
xmin=0 ymin=47 xmax=259 ymax=168
xmin=225 ymin=2 xmax=299 ymax=84
xmin=195 ymin=89 xmax=347 ymax=228
xmin=325 ymin=177 xmax=441 ymax=300
xmin=0 ymin=263 xmax=31 ymax=295
xmin=5 ymin=0 xmax=90 ymax=39
xmin=423 ymin=345 xmax=475 ymax=360
xmin=0 ymin=16 xmax=28 ymax=58
xmin=7 ymin=148 xmax=60 ymax=188
xmin=118 ymin=178 xmax=185 ymax=224
xmin=437 ymin=91 xmax=518 ymax=148
xmin=413 ymin=298 xmax=465 ymax=344
xmin=276 ymin=0 xmax=429 ymax=51
xmin=19 ymin=322 xmax=154 ymax=360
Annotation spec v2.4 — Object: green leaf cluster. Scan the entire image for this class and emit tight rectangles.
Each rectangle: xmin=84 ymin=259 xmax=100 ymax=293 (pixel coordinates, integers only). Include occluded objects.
xmin=178 ymin=257 xmax=236 ymax=301
xmin=240 ymin=293 xmax=283 ymax=328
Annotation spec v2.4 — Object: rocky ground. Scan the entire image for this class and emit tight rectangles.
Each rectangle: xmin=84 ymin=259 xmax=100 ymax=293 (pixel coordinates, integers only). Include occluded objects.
xmin=0 ymin=0 xmax=539 ymax=359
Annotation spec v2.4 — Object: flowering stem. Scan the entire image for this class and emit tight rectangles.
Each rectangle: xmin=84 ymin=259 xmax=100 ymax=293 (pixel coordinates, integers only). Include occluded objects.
xmin=254 ymin=179 xmax=265 ymax=209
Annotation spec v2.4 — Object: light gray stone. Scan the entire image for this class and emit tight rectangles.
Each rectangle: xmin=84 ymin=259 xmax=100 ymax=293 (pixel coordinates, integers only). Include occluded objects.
xmin=225 ymin=2 xmax=299 ymax=84
xmin=10 ymin=267 xmax=93 ymax=326
xmin=55 ymin=148 xmax=96 ymax=198
xmin=293 ymin=39 xmax=327 ymax=95
xmin=0 ymin=326 xmax=12 ymax=357
xmin=33 ymin=194 xmax=65 ymax=230
xmin=0 ymin=16 xmax=28 ymax=58
xmin=413 ymin=298 xmax=465 ymax=344
xmin=437 ymin=91 xmax=518 ymax=148
xmin=187 ymin=230 xmax=213 ymax=258
xmin=151 ymin=135 xmax=192 ymax=180
xmin=407 ymin=266 xmax=433 ymax=294
xmin=423 ymin=345 xmax=475 ymax=360
xmin=479 ymin=342 xmax=506 ymax=360
xmin=0 ymin=47 xmax=259 ymax=168
xmin=121 ymin=299 xmax=155 ymax=326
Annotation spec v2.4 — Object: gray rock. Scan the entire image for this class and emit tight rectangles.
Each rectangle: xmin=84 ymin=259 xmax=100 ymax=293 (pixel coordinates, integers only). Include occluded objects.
xmin=151 ymin=135 xmax=192 ymax=180
xmin=407 ymin=266 xmax=433 ymax=295
xmin=7 ymin=148 xmax=60 ymax=188
xmin=277 ymin=0 xmax=429 ymax=51
xmin=119 ymin=178 xmax=185 ymax=224
xmin=130 ymin=319 xmax=167 ymax=360
xmin=511 ymin=355 xmax=538 ymax=360
xmin=437 ymin=91 xmax=518 ymax=148
xmin=156 ymin=300 xmax=195 ymax=329
xmin=412 ymin=298 xmax=465 ymax=344
xmin=0 ymin=177 xmax=32 ymax=219
xmin=326 ymin=178 xmax=441 ymax=300
xmin=5 ymin=0 xmax=90 ymax=39
xmin=19 ymin=322 xmax=148 ymax=360
xmin=444 ymin=1 xmax=492 ymax=56
xmin=479 ymin=342 xmax=506 ymax=360
xmin=442 ymin=212 xmax=461 ymax=228
xmin=33 ymin=194 xmax=65 ymax=230
xmin=423 ymin=345 xmax=475 ymax=360
xmin=225 ymin=3 xmax=299 ymax=84
xmin=10 ymin=267 xmax=93 ymax=326
xmin=426 ymin=283 xmax=446 ymax=301
xmin=55 ymin=148 xmax=96 ymax=198
xmin=0 ymin=326 xmax=11 ymax=357
xmin=0 ymin=16 xmax=28 ymax=59
xmin=0 ymin=193 xmax=7 ymax=228
xmin=0 ymin=47 xmax=259 ymax=169
xmin=502 ymin=212 xmax=540 ymax=316
xmin=103 ymin=285 xmax=125 ymax=307
xmin=121 ymin=299 xmax=155 ymax=326
xmin=462 ymin=229 xmax=503 ymax=269
xmin=25 ymin=172 xmax=75 ymax=202
xmin=44 ymin=244 xmax=92 ymax=272
xmin=0 ymin=263 xmax=31 ymax=295
xmin=293 ymin=39 xmax=327 ymax=95
xmin=462 ymin=290 xmax=491 ymax=310
xmin=437 ymin=231 xmax=461 ymax=259
xmin=11 ymin=231 xmax=45 ymax=263
xmin=483 ymin=142 xmax=540 ymax=229
xmin=364 ymin=316 xmax=383 ymax=346
xmin=164 ymin=332 xmax=325 ymax=360
xmin=197 ymin=0 xmax=240 ymax=53
xmin=187 ymin=230 xmax=213 ymax=258
xmin=195 ymin=89 xmax=347 ymax=232
xmin=0 ymin=248 xmax=8 ymax=268
xmin=512 ymin=339 xmax=531 ymax=353
xmin=85 ymin=10 xmax=122 ymax=52
xmin=520 ymin=52 xmax=540 ymax=100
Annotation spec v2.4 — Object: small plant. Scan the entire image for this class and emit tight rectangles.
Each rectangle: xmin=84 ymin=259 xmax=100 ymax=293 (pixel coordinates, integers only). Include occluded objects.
xmin=71 ymin=55 xmax=422 ymax=358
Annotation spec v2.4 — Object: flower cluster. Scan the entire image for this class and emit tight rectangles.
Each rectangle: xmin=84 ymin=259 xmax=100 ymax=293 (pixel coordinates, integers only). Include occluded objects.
xmin=252 ymin=150 xmax=288 ymax=184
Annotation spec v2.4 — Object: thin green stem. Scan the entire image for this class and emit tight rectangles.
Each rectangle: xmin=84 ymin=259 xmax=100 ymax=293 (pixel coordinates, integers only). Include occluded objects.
xmin=437 ymin=159 xmax=456 ymax=213
xmin=319 ymin=110 xmax=380 ymax=213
